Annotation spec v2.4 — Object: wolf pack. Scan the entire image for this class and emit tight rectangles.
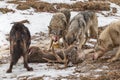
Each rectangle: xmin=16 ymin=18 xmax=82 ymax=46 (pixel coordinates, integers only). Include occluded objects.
xmin=6 ymin=8 xmax=120 ymax=73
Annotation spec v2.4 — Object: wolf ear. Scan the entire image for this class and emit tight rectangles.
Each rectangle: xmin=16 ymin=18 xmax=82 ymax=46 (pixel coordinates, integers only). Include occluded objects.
xmin=48 ymin=26 xmax=51 ymax=29
xmin=48 ymin=26 xmax=50 ymax=28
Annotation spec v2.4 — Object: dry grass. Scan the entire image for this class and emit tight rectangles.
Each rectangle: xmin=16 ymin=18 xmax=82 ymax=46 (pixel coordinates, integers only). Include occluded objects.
xmin=89 ymin=0 xmax=120 ymax=6
xmin=72 ymin=1 xmax=110 ymax=11
xmin=17 ymin=4 xmax=30 ymax=10
xmin=0 ymin=8 xmax=14 ymax=14
xmin=7 ymin=1 xmax=21 ymax=4
xmin=7 ymin=1 xmax=56 ymax=12
xmin=110 ymin=0 xmax=120 ymax=6
xmin=31 ymin=2 xmax=56 ymax=12
xmin=6 ymin=1 xmax=110 ymax=12
xmin=26 ymin=0 xmax=38 ymax=1
xmin=53 ymin=3 xmax=71 ymax=9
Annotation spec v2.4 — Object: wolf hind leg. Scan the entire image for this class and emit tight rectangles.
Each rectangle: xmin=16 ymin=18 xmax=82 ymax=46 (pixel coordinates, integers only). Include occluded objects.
xmin=6 ymin=61 xmax=14 ymax=73
xmin=23 ymin=54 xmax=33 ymax=71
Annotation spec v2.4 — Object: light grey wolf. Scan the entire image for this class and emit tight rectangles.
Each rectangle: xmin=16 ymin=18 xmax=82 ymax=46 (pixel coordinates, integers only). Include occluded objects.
xmin=93 ymin=20 xmax=120 ymax=62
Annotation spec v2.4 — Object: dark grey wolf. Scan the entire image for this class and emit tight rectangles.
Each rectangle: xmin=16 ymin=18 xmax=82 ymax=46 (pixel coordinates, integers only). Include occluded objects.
xmin=65 ymin=11 xmax=98 ymax=50
xmin=6 ymin=22 xmax=33 ymax=73
xmin=93 ymin=21 xmax=120 ymax=62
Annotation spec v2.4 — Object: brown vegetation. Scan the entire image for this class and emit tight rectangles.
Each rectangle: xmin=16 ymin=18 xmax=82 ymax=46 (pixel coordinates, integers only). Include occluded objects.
xmin=89 ymin=0 xmax=120 ymax=7
xmin=72 ymin=1 xmax=110 ymax=11
xmin=109 ymin=0 xmax=120 ymax=6
xmin=53 ymin=3 xmax=71 ymax=9
xmin=17 ymin=4 xmax=30 ymax=10
xmin=0 ymin=8 xmax=14 ymax=14
xmin=6 ymin=1 xmax=110 ymax=12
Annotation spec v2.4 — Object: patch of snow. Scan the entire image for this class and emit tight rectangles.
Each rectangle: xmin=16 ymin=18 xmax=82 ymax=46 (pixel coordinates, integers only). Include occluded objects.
xmin=97 ymin=14 xmax=119 ymax=27
xmin=94 ymin=69 xmax=103 ymax=72
xmin=86 ymin=43 xmax=94 ymax=47
xmin=94 ymin=74 xmax=100 ymax=78
xmin=110 ymin=2 xmax=120 ymax=15
xmin=102 ymin=66 xmax=109 ymax=69
xmin=89 ymin=39 xmax=97 ymax=42
xmin=0 ymin=63 xmax=75 ymax=80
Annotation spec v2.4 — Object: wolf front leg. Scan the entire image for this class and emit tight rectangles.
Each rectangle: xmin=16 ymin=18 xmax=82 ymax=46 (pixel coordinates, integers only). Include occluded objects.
xmin=6 ymin=58 xmax=14 ymax=73
xmin=48 ymin=39 xmax=53 ymax=50
xmin=6 ymin=46 xmax=14 ymax=73
xmin=78 ymin=33 xmax=86 ymax=50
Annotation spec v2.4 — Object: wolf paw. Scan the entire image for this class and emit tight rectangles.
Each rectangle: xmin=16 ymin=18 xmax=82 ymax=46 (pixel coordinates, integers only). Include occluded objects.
xmin=27 ymin=67 xmax=33 ymax=71
xmin=107 ymin=58 xmax=117 ymax=63
xmin=6 ymin=69 xmax=12 ymax=73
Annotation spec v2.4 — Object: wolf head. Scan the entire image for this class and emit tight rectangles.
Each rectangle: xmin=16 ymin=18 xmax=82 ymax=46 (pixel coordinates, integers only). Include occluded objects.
xmin=48 ymin=26 xmax=66 ymax=42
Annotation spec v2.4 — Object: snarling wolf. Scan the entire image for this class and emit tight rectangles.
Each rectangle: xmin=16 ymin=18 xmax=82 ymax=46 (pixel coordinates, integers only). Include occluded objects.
xmin=48 ymin=12 xmax=68 ymax=50
xmin=6 ymin=22 xmax=33 ymax=73
xmin=93 ymin=21 xmax=120 ymax=62
xmin=65 ymin=11 xmax=98 ymax=50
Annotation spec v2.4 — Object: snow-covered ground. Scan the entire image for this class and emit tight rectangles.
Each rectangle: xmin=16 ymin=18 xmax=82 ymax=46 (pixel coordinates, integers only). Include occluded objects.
xmin=0 ymin=63 xmax=76 ymax=80
xmin=0 ymin=0 xmax=120 ymax=80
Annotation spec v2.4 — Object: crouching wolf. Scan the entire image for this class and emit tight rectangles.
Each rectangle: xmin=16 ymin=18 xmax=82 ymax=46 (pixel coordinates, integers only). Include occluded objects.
xmin=6 ymin=22 xmax=33 ymax=73
xmin=93 ymin=21 xmax=120 ymax=62
xmin=65 ymin=11 xmax=98 ymax=50
xmin=48 ymin=13 xmax=68 ymax=50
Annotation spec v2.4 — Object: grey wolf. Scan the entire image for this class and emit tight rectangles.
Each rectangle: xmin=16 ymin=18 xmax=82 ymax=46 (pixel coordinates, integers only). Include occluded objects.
xmin=65 ymin=11 xmax=98 ymax=50
xmin=48 ymin=12 xmax=68 ymax=50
